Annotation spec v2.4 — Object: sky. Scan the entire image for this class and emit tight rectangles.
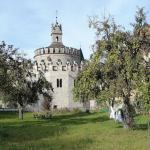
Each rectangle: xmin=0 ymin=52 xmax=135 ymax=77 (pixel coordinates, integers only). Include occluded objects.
xmin=0 ymin=0 xmax=150 ymax=59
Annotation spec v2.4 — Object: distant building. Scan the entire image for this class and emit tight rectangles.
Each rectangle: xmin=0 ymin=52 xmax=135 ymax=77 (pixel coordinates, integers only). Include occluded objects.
xmin=33 ymin=20 xmax=84 ymax=109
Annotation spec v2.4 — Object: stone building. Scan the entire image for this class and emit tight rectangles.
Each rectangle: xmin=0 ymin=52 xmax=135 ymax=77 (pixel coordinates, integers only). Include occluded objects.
xmin=33 ymin=20 xmax=84 ymax=109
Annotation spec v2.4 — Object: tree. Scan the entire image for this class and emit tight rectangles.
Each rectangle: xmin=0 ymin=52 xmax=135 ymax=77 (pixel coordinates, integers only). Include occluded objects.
xmin=73 ymin=57 xmax=102 ymax=112
xmin=0 ymin=41 xmax=53 ymax=119
xmin=0 ymin=41 xmax=17 ymax=94
xmin=73 ymin=8 xmax=150 ymax=128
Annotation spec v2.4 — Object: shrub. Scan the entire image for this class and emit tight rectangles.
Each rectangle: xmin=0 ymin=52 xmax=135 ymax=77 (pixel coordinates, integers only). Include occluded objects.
xmin=33 ymin=111 xmax=52 ymax=119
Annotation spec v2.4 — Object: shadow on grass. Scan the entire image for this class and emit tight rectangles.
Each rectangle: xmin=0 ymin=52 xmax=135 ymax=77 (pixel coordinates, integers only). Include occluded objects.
xmin=116 ymin=124 xmax=123 ymax=128
xmin=51 ymin=112 xmax=109 ymax=125
xmin=0 ymin=111 xmax=18 ymax=119
xmin=0 ymin=112 xmax=110 ymax=127
xmin=0 ymin=112 xmax=109 ymax=144
xmin=0 ymin=123 xmax=68 ymax=143
xmin=115 ymin=122 xmax=148 ymax=130
xmin=1 ymin=134 xmax=95 ymax=150
xmin=134 ymin=123 xmax=148 ymax=130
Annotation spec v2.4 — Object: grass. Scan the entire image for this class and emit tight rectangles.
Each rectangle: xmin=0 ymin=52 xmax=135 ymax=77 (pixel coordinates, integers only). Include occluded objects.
xmin=0 ymin=111 xmax=149 ymax=150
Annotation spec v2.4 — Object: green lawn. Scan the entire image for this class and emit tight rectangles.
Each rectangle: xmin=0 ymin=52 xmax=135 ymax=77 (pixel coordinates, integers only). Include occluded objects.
xmin=0 ymin=111 xmax=149 ymax=150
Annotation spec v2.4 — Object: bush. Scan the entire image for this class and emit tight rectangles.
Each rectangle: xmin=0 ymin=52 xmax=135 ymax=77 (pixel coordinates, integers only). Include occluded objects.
xmin=33 ymin=111 xmax=52 ymax=119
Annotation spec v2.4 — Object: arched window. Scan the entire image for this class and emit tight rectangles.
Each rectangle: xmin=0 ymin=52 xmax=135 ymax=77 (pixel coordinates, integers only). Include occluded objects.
xmin=56 ymin=36 xmax=59 ymax=42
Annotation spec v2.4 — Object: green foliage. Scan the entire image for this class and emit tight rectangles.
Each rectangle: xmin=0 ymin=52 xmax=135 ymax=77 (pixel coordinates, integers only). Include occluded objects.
xmin=137 ymin=81 xmax=150 ymax=112
xmin=73 ymin=8 xmax=150 ymax=128
xmin=73 ymin=53 xmax=102 ymax=102
xmin=33 ymin=111 xmax=52 ymax=119
xmin=0 ymin=42 xmax=17 ymax=94
xmin=0 ymin=42 xmax=53 ymax=115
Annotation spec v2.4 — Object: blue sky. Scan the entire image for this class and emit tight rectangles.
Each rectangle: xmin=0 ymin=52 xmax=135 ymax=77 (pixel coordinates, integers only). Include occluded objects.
xmin=0 ymin=0 xmax=150 ymax=59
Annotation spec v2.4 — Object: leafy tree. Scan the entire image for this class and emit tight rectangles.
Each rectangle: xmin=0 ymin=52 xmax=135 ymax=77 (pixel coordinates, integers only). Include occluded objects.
xmin=0 ymin=41 xmax=17 ymax=93
xmin=0 ymin=41 xmax=53 ymax=119
xmin=73 ymin=8 xmax=150 ymax=128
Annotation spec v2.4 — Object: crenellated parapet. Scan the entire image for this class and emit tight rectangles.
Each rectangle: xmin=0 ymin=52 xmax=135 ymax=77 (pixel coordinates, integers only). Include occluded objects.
xmin=34 ymin=19 xmax=84 ymax=76
xmin=34 ymin=46 xmax=81 ymax=57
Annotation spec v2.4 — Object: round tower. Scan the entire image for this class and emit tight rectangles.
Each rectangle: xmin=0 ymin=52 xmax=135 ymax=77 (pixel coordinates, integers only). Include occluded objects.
xmin=34 ymin=19 xmax=84 ymax=109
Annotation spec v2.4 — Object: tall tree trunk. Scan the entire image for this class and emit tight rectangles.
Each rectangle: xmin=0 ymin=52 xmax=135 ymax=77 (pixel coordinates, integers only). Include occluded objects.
xmin=18 ymin=104 xmax=23 ymax=120
xmin=84 ymin=101 xmax=90 ymax=113
xmin=122 ymin=96 xmax=134 ymax=129
xmin=82 ymin=96 xmax=90 ymax=113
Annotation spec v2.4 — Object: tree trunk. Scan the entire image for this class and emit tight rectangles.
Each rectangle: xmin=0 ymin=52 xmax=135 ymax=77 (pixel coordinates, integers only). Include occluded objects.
xmin=18 ymin=104 xmax=23 ymax=120
xmin=122 ymin=96 xmax=134 ymax=129
xmin=84 ymin=101 xmax=90 ymax=113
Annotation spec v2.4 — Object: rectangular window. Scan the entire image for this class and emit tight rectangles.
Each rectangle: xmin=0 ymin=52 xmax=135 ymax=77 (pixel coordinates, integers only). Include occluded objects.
xmin=60 ymin=79 xmax=62 ymax=87
xmin=62 ymin=66 xmax=66 ymax=71
xmin=57 ymin=79 xmax=59 ymax=87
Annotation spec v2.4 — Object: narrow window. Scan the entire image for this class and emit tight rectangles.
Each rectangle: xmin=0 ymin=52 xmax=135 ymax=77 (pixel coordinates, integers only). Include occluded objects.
xmin=71 ymin=66 xmax=74 ymax=71
xmin=57 ymin=79 xmax=59 ymax=87
xmin=56 ymin=36 xmax=59 ymax=42
xmin=60 ymin=79 xmax=62 ymax=87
